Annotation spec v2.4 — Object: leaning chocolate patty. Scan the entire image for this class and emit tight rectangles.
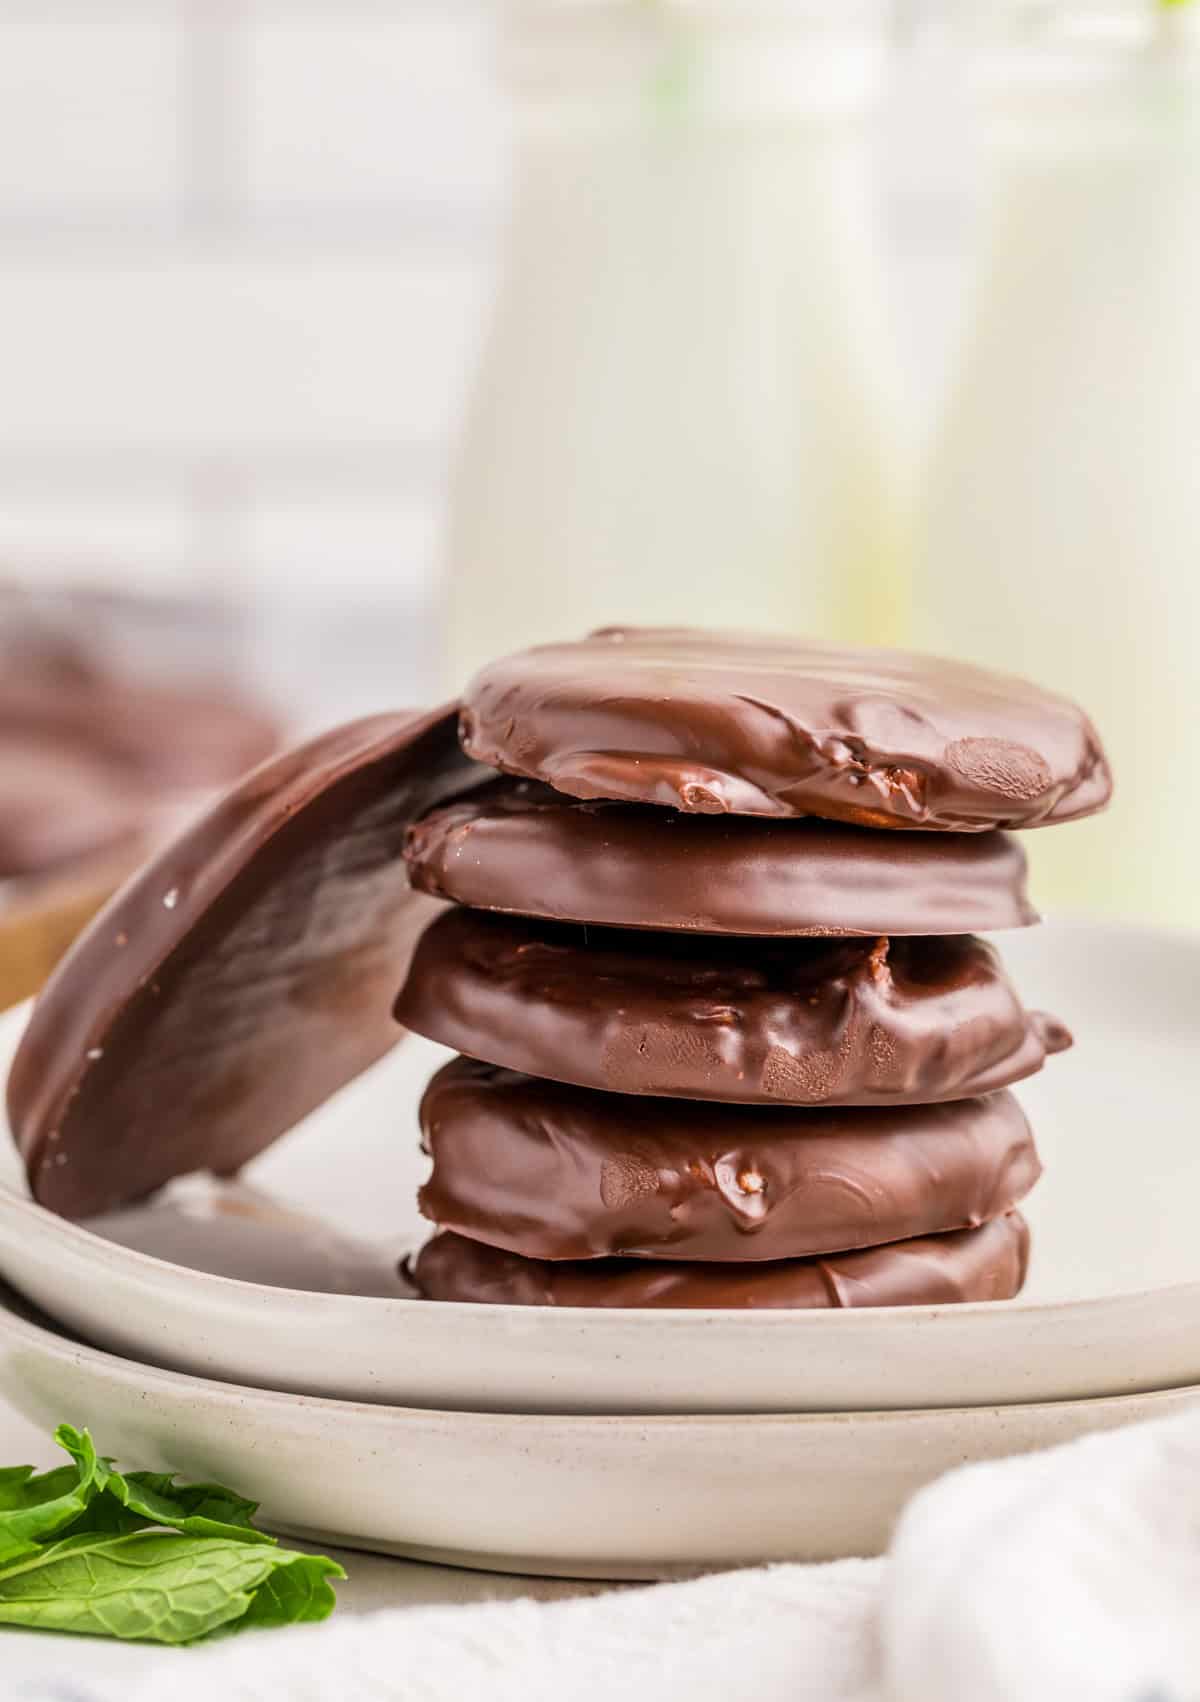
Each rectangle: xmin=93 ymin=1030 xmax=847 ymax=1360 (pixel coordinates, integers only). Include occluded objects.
xmin=411 ymin=1214 xmax=1031 ymax=1308
xmin=395 ymin=910 xmax=1070 ymax=1107
xmin=419 ymin=1058 xmax=1040 ymax=1262
xmin=406 ymin=777 xmax=1037 ymax=936
xmin=460 ymin=628 xmax=1111 ymax=830
xmin=8 ymin=707 xmax=489 ymax=1219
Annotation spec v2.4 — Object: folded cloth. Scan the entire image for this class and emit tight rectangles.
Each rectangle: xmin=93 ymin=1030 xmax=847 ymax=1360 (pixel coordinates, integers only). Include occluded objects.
xmin=23 ymin=1407 xmax=1200 ymax=1702
xmin=883 ymin=1404 xmax=1200 ymax=1702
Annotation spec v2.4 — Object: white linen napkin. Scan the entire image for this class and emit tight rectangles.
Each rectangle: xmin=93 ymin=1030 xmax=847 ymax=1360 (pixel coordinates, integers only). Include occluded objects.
xmin=20 ymin=1405 xmax=1200 ymax=1702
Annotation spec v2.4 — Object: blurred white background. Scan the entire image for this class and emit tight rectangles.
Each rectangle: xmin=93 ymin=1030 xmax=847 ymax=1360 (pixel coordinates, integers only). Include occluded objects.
xmin=0 ymin=0 xmax=975 ymax=705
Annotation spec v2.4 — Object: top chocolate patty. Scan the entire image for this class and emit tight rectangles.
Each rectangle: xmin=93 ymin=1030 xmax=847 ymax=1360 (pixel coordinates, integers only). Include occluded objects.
xmin=460 ymin=628 xmax=1112 ymax=831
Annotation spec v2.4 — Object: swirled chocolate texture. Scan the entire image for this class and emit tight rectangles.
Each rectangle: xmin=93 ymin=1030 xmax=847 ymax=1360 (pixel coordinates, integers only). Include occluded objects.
xmin=406 ymin=777 xmax=1037 ymax=937
xmin=9 ymin=707 xmax=489 ymax=1219
xmin=418 ymin=1058 xmax=1040 ymax=1262
xmin=395 ymin=910 xmax=1070 ymax=1107
xmin=411 ymin=1214 xmax=1031 ymax=1309
xmin=460 ymin=628 xmax=1111 ymax=831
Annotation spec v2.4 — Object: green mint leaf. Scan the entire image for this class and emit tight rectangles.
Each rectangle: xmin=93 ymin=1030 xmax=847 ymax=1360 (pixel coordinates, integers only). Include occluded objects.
xmin=0 ymin=1430 xmax=107 ymax=1567
xmin=53 ymin=1428 xmax=270 ymax=1546
xmin=0 ymin=1426 xmax=342 ymax=1643
xmin=0 ymin=1530 xmax=344 ymax=1645
xmin=218 ymin=1551 xmax=343 ymax=1633
xmin=114 ymin=1472 xmax=268 ymax=1543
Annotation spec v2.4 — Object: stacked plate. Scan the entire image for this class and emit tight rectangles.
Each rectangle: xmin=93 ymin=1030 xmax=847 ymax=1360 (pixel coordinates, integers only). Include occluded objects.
xmin=2 ymin=913 xmax=1200 ymax=1578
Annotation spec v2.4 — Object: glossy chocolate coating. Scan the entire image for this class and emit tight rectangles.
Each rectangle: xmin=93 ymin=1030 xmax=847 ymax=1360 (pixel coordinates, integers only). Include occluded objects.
xmin=460 ymin=628 xmax=1111 ymax=831
xmin=395 ymin=910 xmax=1070 ymax=1107
xmin=9 ymin=708 xmax=489 ymax=1219
xmin=418 ymin=1058 xmax=1040 ymax=1262
xmin=406 ymin=777 xmax=1038 ymax=937
xmin=411 ymin=1214 xmax=1031 ymax=1308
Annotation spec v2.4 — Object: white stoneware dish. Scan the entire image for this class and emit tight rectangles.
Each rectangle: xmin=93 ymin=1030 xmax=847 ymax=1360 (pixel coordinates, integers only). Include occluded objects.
xmin=2 ymin=1281 xmax=1197 ymax=1578
xmin=1 ymin=920 xmax=1197 ymax=1416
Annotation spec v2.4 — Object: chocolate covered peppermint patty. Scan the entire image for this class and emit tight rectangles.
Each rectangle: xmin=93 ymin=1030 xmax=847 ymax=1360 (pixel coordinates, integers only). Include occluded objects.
xmin=0 ymin=735 xmax=144 ymax=879
xmin=9 ymin=707 xmax=488 ymax=1218
xmin=460 ymin=628 xmax=1110 ymax=831
xmin=412 ymin=1214 xmax=1032 ymax=1309
xmin=406 ymin=777 xmax=1037 ymax=937
xmin=417 ymin=1058 xmax=1040 ymax=1262
xmin=395 ymin=909 xmax=1069 ymax=1108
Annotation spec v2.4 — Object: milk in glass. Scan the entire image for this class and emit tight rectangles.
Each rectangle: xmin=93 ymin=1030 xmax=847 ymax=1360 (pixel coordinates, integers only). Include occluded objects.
xmin=445 ymin=0 xmax=910 ymax=685
xmin=920 ymin=1 xmax=1200 ymax=922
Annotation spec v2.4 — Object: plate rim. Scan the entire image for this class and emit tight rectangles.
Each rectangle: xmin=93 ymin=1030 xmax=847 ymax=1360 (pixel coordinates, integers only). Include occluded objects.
xmin=4 ymin=1174 xmax=1200 ymax=1330
xmin=3 ymin=1281 xmax=1199 ymax=1428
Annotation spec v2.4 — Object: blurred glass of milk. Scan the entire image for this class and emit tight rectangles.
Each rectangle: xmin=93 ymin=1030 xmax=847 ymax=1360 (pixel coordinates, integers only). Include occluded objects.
xmin=445 ymin=0 xmax=911 ymax=685
xmin=920 ymin=0 xmax=1200 ymax=924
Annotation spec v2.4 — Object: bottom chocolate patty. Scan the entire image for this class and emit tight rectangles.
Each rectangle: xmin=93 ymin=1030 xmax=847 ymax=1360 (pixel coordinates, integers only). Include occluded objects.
xmin=410 ymin=1214 xmax=1031 ymax=1310
xmin=418 ymin=1058 xmax=1040 ymax=1262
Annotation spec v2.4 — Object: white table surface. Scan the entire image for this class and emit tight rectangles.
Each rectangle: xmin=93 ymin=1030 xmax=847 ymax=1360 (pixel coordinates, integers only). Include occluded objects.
xmin=0 ymin=1393 xmax=616 ymax=1686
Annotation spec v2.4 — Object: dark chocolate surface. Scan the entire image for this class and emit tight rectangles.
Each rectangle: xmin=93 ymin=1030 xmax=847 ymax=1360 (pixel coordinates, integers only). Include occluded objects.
xmin=411 ymin=1213 xmax=1031 ymax=1308
xmin=460 ymin=628 xmax=1111 ymax=831
xmin=418 ymin=1058 xmax=1040 ymax=1262
xmin=395 ymin=910 xmax=1070 ymax=1107
xmin=406 ymin=777 xmax=1038 ymax=937
xmin=9 ymin=707 xmax=488 ymax=1218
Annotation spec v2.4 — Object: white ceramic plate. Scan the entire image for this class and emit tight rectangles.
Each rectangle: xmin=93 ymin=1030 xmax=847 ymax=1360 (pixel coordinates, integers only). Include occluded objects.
xmin=2 ymin=1282 xmax=1197 ymax=1578
xmin=1 ymin=920 xmax=1197 ymax=1415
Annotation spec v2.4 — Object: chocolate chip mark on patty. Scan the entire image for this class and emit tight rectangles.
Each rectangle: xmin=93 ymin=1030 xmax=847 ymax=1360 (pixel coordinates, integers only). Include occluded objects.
xmin=944 ymin=737 xmax=1053 ymax=803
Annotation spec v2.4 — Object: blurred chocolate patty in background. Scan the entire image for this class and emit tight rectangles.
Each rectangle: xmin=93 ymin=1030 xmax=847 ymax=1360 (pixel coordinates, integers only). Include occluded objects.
xmin=0 ymin=584 xmax=280 ymax=1010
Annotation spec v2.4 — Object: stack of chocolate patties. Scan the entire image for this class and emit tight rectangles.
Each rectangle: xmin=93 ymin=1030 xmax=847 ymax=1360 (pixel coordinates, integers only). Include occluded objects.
xmin=397 ymin=630 xmax=1111 ymax=1309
